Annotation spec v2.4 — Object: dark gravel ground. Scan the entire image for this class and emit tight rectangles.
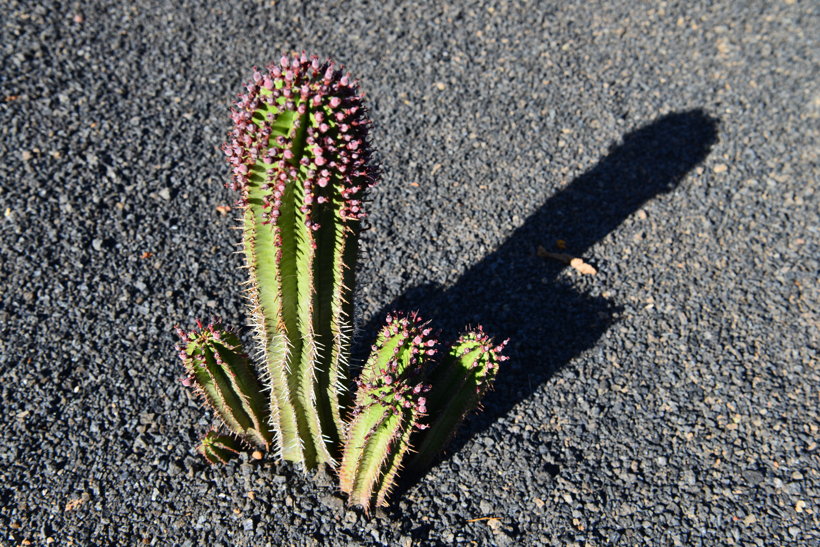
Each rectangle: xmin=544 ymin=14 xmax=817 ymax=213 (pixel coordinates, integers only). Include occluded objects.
xmin=1 ymin=0 xmax=817 ymax=544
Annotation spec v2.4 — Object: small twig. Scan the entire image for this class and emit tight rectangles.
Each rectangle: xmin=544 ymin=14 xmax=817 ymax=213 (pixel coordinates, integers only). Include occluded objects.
xmin=466 ymin=516 xmax=502 ymax=523
xmin=537 ymin=245 xmax=598 ymax=275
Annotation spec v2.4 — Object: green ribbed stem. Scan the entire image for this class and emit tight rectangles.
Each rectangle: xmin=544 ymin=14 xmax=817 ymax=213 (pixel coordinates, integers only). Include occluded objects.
xmin=226 ymin=54 xmax=375 ymax=468
xmin=177 ymin=323 xmax=272 ymax=451
xmin=339 ymin=313 xmax=435 ymax=512
xmin=408 ymin=328 xmax=507 ymax=474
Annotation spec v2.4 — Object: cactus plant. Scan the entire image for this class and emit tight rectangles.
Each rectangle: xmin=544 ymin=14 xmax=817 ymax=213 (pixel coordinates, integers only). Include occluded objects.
xmin=176 ymin=321 xmax=272 ymax=450
xmin=338 ymin=312 xmax=435 ymax=512
xmin=222 ymin=53 xmax=376 ymax=468
xmin=175 ymin=53 xmax=508 ymax=514
xmin=408 ymin=328 xmax=508 ymax=474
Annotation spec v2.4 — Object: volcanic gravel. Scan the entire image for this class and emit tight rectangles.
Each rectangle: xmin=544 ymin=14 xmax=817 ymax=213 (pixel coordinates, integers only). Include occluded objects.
xmin=1 ymin=1 xmax=818 ymax=545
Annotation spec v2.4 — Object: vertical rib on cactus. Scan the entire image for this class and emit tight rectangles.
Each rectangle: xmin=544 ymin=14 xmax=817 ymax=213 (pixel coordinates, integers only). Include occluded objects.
xmin=339 ymin=312 xmax=435 ymax=513
xmin=198 ymin=430 xmax=244 ymax=465
xmin=223 ymin=53 xmax=376 ymax=467
xmin=176 ymin=322 xmax=272 ymax=450
xmin=407 ymin=327 xmax=507 ymax=474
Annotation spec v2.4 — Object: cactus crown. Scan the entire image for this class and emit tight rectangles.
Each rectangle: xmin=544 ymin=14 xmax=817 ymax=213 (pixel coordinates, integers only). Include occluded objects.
xmin=176 ymin=54 xmax=507 ymax=514
xmin=223 ymin=53 xmax=375 ymax=222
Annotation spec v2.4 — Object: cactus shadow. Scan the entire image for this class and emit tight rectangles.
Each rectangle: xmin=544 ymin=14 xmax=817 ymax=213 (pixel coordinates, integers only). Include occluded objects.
xmin=357 ymin=109 xmax=719 ymax=506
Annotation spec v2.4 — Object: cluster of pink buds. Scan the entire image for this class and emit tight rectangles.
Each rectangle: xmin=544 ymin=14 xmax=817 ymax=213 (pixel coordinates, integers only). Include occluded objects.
xmin=221 ymin=52 xmax=376 ymax=232
xmin=354 ymin=311 xmax=441 ymax=421
xmin=457 ymin=326 xmax=510 ymax=371
xmin=380 ymin=311 xmax=438 ymax=357
xmin=355 ymin=357 xmax=432 ymax=419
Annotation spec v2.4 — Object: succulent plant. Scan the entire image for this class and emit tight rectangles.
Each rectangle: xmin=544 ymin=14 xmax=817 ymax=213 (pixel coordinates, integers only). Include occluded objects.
xmin=408 ymin=328 xmax=508 ymax=474
xmin=198 ymin=430 xmax=244 ymax=465
xmin=338 ymin=312 xmax=435 ymax=512
xmin=175 ymin=53 xmax=507 ymax=514
xmin=176 ymin=321 xmax=271 ymax=450
xmin=222 ymin=53 xmax=376 ymax=468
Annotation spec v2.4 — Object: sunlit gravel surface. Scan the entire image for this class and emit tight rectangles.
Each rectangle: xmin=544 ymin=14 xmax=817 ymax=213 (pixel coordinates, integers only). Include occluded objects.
xmin=1 ymin=1 xmax=817 ymax=544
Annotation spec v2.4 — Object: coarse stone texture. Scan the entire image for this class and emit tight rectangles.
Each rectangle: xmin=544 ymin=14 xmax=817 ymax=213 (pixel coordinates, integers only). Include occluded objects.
xmin=0 ymin=0 xmax=817 ymax=545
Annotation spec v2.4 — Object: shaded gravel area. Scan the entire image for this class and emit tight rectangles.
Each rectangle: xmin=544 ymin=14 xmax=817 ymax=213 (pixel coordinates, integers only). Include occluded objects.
xmin=1 ymin=0 xmax=818 ymax=544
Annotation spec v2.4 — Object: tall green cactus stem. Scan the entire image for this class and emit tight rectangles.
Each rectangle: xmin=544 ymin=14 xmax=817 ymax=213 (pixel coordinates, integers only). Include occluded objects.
xmin=198 ymin=430 xmax=244 ymax=465
xmin=176 ymin=321 xmax=272 ymax=450
xmin=223 ymin=54 xmax=376 ymax=467
xmin=339 ymin=312 xmax=436 ymax=513
xmin=408 ymin=327 xmax=507 ymax=474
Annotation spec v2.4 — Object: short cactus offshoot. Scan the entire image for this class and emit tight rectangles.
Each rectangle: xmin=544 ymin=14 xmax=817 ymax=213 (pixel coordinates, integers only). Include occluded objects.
xmin=176 ymin=321 xmax=271 ymax=450
xmin=175 ymin=53 xmax=508 ymax=514
xmin=198 ymin=430 xmax=244 ymax=465
xmin=338 ymin=313 xmax=435 ymax=512
xmin=409 ymin=328 xmax=508 ymax=474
